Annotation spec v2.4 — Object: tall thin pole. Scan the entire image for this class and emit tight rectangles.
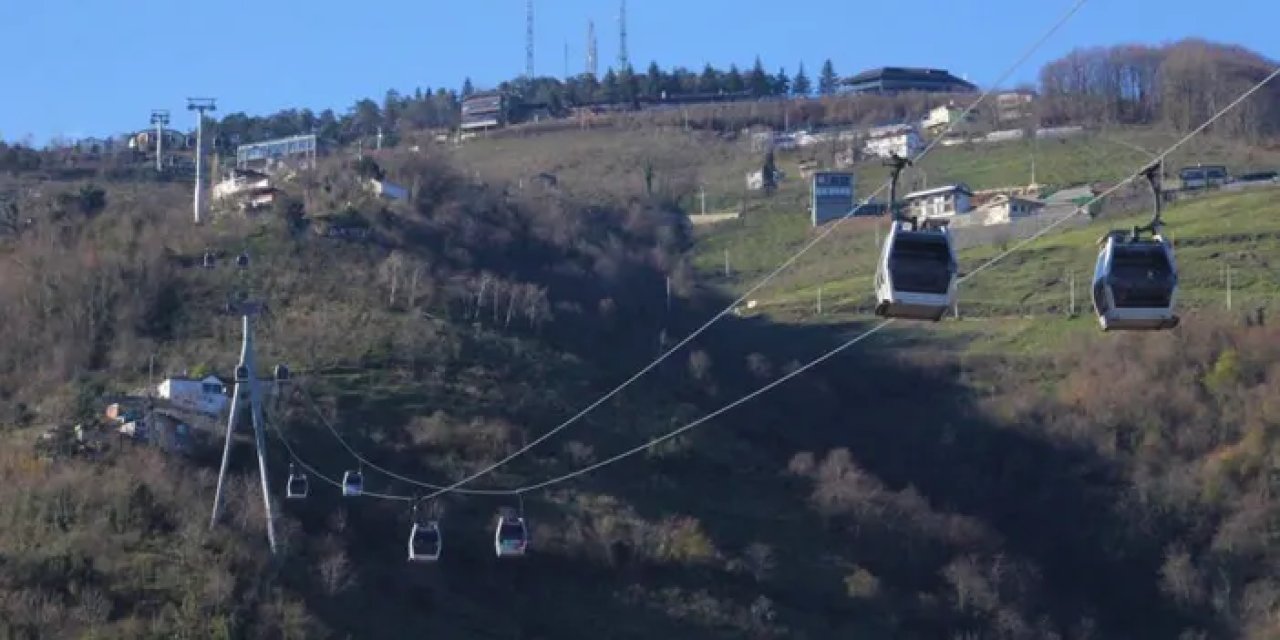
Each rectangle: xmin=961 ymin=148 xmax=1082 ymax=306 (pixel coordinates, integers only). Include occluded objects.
xmin=723 ymin=249 xmax=730 ymax=277
xmin=525 ymin=0 xmax=535 ymax=79
xmin=187 ymin=98 xmax=217 ymax=224
xmin=700 ymin=186 xmax=707 ymax=215
xmin=817 ymin=286 xmax=823 ymax=315
xmin=245 ymin=327 xmax=279 ymax=554
xmin=1069 ymin=271 xmax=1076 ymax=316
xmin=1226 ymin=264 xmax=1233 ymax=311
xmin=665 ymin=276 xmax=671 ymax=313
xmin=211 ymin=324 xmax=246 ymax=530
xmin=150 ymin=110 xmax=169 ymax=172
xmin=617 ymin=0 xmax=628 ymax=71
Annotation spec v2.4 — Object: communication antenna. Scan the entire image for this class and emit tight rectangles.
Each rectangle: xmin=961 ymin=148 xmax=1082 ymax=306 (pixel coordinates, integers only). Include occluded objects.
xmin=149 ymin=109 xmax=170 ymax=172
xmin=525 ymin=0 xmax=535 ymax=79
xmin=586 ymin=20 xmax=598 ymax=78
xmin=617 ymin=0 xmax=629 ymax=71
xmin=187 ymin=98 xmax=217 ymax=225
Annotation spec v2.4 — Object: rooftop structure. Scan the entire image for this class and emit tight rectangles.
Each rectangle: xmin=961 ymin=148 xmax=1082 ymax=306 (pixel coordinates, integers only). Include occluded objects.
xmin=843 ymin=67 xmax=977 ymax=95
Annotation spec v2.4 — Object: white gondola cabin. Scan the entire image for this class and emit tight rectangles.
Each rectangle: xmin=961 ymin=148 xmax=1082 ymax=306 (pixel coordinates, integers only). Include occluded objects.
xmin=408 ymin=522 xmax=443 ymax=562
xmin=494 ymin=516 xmax=529 ymax=558
xmin=1091 ymin=233 xmax=1179 ymax=331
xmin=286 ymin=467 xmax=309 ymax=499
xmin=342 ymin=470 xmax=364 ymax=497
xmin=874 ymin=220 xmax=959 ymax=321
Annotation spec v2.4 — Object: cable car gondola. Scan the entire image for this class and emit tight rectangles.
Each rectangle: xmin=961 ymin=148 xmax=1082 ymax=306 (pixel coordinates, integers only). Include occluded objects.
xmin=873 ymin=154 xmax=959 ymax=321
xmin=342 ymin=470 xmax=363 ymax=497
xmin=494 ymin=513 xmax=529 ymax=558
xmin=408 ymin=500 xmax=443 ymax=562
xmin=409 ymin=522 xmax=442 ymax=562
xmin=286 ymin=463 xmax=308 ymax=500
xmin=1091 ymin=161 xmax=1180 ymax=331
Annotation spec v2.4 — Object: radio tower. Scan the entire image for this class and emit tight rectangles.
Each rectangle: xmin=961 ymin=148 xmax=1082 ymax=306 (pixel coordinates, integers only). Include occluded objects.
xmin=617 ymin=0 xmax=629 ymax=71
xmin=525 ymin=0 xmax=535 ymax=79
xmin=586 ymin=20 xmax=598 ymax=77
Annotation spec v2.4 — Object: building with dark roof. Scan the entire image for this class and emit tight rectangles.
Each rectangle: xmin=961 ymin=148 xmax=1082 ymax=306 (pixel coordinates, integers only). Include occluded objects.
xmin=842 ymin=67 xmax=977 ymax=95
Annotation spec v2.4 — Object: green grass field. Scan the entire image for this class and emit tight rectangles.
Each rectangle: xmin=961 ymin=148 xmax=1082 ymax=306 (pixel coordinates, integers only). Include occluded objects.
xmin=720 ymin=187 xmax=1279 ymax=358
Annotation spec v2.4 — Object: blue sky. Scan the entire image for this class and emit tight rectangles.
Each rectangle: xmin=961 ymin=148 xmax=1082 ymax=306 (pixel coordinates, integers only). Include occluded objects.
xmin=2 ymin=0 xmax=1276 ymax=144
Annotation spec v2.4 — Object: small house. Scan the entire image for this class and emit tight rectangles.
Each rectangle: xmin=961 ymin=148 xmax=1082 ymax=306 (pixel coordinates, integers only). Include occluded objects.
xmin=978 ymin=194 xmax=1045 ymax=225
xmin=156 ymin=375 xmax=229 ymax=416
xmin=903 ymin=184 xmax=973 ymax=220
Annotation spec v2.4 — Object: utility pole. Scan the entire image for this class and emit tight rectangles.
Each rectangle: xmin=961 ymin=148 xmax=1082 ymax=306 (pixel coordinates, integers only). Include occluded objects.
xmin=817 ymin=286 xmax=823 ymax=315
xmin=1068 ymin=271 xmax=1077 ymax=316
xmin=187 ymin=98 xmax=217 ymax=225
xmin=1226 ymin=264 xmax=1233 ymax=311
xmin=208 ymin=251 xmax=284 ymax=555
xmin=700 ymin=185 xmax=707 ymax=215
xmin=723 ymin=249 xmax=730 ymax=278
xmin=150 ymin=109 xmax=170 ymax=172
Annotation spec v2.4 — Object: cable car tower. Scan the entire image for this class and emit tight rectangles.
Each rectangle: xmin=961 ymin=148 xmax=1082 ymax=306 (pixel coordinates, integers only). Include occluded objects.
xmin=207 ymin=250 xmax=290 ymax=555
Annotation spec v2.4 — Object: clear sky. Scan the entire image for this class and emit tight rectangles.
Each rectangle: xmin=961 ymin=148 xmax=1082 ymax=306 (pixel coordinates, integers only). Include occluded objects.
xmin=2 ymin=0 xmax=1276 ymax=145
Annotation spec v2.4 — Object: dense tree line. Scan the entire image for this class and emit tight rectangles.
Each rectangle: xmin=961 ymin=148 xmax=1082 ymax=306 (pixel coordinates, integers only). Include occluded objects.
xmin=1038 ymin=38 xmax=1280 ymax=138
xmin=210 ymin=58 xmax=843 ymax=149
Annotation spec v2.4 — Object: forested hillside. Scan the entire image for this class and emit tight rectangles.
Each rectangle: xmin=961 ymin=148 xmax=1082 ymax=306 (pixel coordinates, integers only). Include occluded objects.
xmin=3 ymin=27 xmax=1280 ymax=639
xmin=2 ymin=126 xmax=1280 ymax=637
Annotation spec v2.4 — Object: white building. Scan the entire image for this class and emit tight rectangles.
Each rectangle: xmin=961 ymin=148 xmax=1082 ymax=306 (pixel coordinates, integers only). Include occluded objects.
xmin=996 ymin=91 xmax=1035 ymax=122
xmin=746 ymin=168 xmax=785 ymax=191
xmin=903 ymin=183 xmax=973 ymax=220
xmin=977 ymin=194 xmax=1045 ymax=225
xmin=368 ymin=178 xmax=408 ymax=200
xmin=213 ymin=168 xmax=278 ymax=211
xmin=922 ymin=103 xmax=977 ymax=134
xmin=863 ymin=129 xmax=924 ymax=159
xmin=156 ymin=375 xmax=229 ymax=416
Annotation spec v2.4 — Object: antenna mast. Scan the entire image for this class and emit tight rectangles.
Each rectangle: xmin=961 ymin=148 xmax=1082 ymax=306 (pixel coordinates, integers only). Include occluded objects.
xmin=525 ymin=0 xmax=535 ymax=79
xmin=617 ymin=0 xmax=629 ymax=71
xmin=586 ymin=20 xmax=598 ymax=77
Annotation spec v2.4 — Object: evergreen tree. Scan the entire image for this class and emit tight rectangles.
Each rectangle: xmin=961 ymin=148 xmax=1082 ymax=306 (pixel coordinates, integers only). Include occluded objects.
xmin=644 ymin=61 xmax=664 ymax=99
xmin=619 ymin=65 xmax=641 ymax=106
xmin=792 ymin=63 xmax=812 ymax=96
xmin=462 ymin=77 xmax=475 ymax=98
xmin=699 ymin=64 xmax=720 ymax=93
xmin=602 ymin=68 xmax=620 ymax=103
xmin=773 ymin=67 xmax=791 ymax=96
xmin=818 ymin=59 xmax=839 ymax=96
xmin=725 ymin=64 xmax=745 ymax=93
xmin=748 ymin=56 xmax=771 ymax=97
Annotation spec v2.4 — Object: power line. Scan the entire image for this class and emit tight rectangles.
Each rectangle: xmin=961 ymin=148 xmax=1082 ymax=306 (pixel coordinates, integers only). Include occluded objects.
xmin=426 ymin=59 xmax=1280 ymax=500
xmin=266 ymin=409 xmax=413 ymax=503
xmin=297 ymin=384 xmax=511 ymax=495
xmin=411 ymin=0 xmax=1092 ymax=499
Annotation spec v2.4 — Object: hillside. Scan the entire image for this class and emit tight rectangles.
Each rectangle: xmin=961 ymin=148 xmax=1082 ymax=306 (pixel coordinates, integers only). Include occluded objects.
xmin=739 ymin=186 xmax=1280 ymax=322
xmin=2 ymin=131 xmax=1280 ymax=640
